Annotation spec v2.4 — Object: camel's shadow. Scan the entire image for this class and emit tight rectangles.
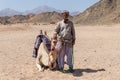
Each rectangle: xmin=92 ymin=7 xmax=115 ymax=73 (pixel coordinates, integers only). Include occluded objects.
xmin=73 ymin=68 xmax=105 ymax=77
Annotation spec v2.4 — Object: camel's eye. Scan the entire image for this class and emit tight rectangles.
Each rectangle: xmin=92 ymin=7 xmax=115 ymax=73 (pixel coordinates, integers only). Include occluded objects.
xmin=53 ymin=41 xmax=57 ymax=45
xmin=53 ymin=41 xmax=57 ymax=43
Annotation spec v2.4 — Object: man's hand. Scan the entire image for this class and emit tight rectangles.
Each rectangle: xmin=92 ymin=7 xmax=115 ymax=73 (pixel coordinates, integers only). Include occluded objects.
xmin=72 ymin=40 xmax=75 ymax=45
xmin=53 ymin=34 xmax=57 ymax=40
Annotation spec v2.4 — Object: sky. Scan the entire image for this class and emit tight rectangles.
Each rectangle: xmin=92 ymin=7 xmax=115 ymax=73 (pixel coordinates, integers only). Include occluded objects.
xmin=0 ymin=0 xmax=100 ymax=12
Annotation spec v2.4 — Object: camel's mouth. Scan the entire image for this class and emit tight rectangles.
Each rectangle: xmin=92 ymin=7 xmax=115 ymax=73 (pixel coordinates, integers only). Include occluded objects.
xmin=49 ymin=62 xmax=56 ymax=70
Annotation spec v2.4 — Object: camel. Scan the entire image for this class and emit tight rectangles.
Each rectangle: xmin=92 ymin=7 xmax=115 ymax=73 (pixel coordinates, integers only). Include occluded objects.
xmin=36 ymin=42 xmax=58 ymax=71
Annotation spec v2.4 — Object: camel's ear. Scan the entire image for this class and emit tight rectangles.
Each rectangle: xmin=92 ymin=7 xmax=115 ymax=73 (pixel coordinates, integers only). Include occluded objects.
xmin=44 ymin=31 xmax=47 ymax=35
xmin=40 ymin=30 xmax=43 ymax=34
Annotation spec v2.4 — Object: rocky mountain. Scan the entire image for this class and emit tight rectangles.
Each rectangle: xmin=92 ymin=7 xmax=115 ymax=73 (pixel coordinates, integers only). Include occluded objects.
xmin=0 ymin=6 xmax=79 ymax=17
xmin=0 ymin=8 xmax=22 ymax=17
xmin=0 ymin=14 xmax=35 ymax=24
xmin=74 ymin=0 xmax=120 ymax=25
xmin=28 ymin=11 xmax=73 ymax=23
xmin=2 ymin=0 xmax=120 ymax=25
xmin=70 ymin=11 xmax=80 ymax=16
xmin=23 ymin=6 xmax=61 ymax=15
xmin=0 ymin=6 xmax=60 ymax=16
xmin=28 ymin=11 xmax=62 ymax=23
xmin=0 ymin=12 xmax=73 ymax=24
xmin=0 ymin=16 xmax=10 ymax=24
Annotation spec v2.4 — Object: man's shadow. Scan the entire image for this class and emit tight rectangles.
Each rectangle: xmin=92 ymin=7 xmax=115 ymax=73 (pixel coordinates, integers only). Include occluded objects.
xmin=73 ymin=68 xmax=105 ymax=77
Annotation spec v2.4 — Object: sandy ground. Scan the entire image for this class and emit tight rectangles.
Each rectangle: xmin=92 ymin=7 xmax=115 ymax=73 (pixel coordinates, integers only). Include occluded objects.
xmin=0 ymin=23 xmax=120 ymax=80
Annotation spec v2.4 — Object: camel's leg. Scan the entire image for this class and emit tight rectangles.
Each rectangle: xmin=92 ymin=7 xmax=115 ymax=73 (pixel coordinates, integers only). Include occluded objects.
xmin=36 ymin=53 xmax=44 ymax=71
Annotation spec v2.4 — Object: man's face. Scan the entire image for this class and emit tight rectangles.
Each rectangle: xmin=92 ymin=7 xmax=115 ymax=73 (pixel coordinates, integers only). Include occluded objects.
xmin=62 ymin=13 xmax=69 ymax=20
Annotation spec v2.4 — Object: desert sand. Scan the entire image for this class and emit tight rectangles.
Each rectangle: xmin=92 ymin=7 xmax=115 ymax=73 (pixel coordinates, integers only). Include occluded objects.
xmin=0 ymin=23 xmax=120 ymax=80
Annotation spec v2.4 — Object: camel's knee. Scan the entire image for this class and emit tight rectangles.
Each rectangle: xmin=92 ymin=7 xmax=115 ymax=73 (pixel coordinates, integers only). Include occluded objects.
xmin=36 ymin=63 xmax=44 ymax=71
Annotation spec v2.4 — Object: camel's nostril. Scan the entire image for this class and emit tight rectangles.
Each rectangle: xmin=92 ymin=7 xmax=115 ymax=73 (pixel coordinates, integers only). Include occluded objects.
xmin=51 ymin=47 xmax=55 ymax=51
xmin=51 ymin=63 xmax=54 ymax=67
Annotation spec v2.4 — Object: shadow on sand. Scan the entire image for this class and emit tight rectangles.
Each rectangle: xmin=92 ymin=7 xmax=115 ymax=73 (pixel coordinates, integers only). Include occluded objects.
xmin=72 ymin=68 xmax=105 ymax=77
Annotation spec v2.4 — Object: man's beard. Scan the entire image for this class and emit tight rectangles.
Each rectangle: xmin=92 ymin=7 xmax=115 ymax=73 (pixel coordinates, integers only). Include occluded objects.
xmin=64 ymin=18 xmax=69 ymax=23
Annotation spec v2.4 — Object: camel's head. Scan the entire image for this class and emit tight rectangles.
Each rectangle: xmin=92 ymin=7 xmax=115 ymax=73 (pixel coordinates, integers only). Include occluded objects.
xmin=50 ymin=37 xmax=57 ymax=51
xmin=49 ymin=50 xmax=58 ymax=70
xmin=49 ymin=37 xmax=62 ymax=70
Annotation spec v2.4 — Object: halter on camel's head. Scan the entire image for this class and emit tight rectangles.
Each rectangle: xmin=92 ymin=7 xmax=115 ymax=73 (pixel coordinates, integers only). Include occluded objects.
xmin=50 ymin=34 xmax=58 ymax=51
xmin=50 ymin=33 xmax=63 ymax=54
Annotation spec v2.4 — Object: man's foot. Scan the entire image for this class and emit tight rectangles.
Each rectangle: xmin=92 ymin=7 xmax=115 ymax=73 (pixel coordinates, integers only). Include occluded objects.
xmin=32 ymin=54 xmax=37 ymax=58
xmin=63 ymin=67 xmax=74 ymax=73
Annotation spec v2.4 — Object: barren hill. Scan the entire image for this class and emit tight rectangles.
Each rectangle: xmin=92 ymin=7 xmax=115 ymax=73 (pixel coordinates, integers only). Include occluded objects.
xmin=29 ymin=11 xmax=73 ymax=23
xmin=28 ymin=11 xmax=62 ymax=23
xmin=0 ymin=12 xmax=73 ymax=24
xmin=0 ymin=14 xmax=35 ymax=24
xmin=74 ymin=0 xmax=120 ymax=25
xmin=8 ymin=15 xmax=30 ymax=24
xmin=0 ymin=16 xmax=10 ymax=25
xmin=1 ymin=0 xmax=120 ymax=25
